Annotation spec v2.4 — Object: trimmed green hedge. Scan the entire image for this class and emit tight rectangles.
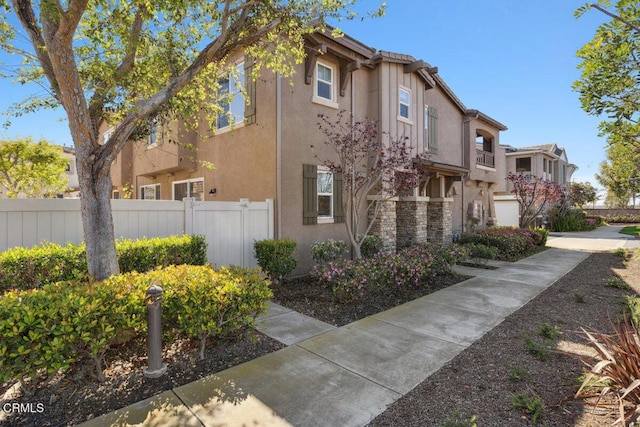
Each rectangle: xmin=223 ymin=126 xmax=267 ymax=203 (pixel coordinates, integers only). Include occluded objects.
xmin=0 ymin=264 xmax=271 ymax=391
xmin=0 ymin=235 xmax=207 ymax=292
xmin=458 ymin=227 xmax=543 ymax=261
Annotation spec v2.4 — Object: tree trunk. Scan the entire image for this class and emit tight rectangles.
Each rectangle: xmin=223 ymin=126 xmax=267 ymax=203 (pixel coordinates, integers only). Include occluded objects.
xmin=77 ymin=157 xmax=120 ymax=281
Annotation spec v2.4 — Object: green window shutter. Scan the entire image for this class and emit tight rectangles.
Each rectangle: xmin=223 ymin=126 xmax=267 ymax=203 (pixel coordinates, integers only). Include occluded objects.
xmin=428 ymin=107 xmax=438 ymax=152
xmin=303 ymin=164 xmax=318 ymax=225
xmin=244 ymin=57 xmax=256 ymax=125
xmin=333 ymin=172 xmax=344 ymax=223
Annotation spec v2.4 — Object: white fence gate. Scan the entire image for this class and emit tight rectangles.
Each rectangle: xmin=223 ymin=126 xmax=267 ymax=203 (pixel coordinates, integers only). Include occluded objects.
xmin=0 ymin=198 xmax=273 ymax=267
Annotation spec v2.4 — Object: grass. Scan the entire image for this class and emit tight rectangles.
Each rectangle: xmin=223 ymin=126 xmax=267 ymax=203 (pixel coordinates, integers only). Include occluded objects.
xmin=619 ymin=226 xmax=640 ymax=237
xmin=573 ymin=292 xmax=586 ymax=303
xmin=524 ymin=336 xmax=549 ymax=362
xmin=537 ymin=323 xmax=561 ymax=340
xmin=440 ymin=409 xmax=477 ymax=427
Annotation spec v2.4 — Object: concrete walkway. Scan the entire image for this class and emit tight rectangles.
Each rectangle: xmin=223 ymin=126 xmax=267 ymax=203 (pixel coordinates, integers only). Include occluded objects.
xmin=79 ymin=226 xmax=636 ymax=427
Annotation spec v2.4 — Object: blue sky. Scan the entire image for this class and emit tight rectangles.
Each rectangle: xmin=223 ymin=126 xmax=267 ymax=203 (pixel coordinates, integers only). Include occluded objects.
xmin=0 ymin=1 xmax=609 ymax=189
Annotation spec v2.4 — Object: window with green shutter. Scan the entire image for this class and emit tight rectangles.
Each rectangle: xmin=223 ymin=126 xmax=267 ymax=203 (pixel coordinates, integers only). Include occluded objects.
xmin=302 ymin=165 xmax=344 ymax=225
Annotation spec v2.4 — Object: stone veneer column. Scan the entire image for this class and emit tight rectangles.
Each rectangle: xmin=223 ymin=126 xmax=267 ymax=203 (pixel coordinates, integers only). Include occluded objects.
xmin=396 ymin=197 xmax=430 ymax=249
xmin=427 ymin=198 xmax=454 ymax=244
xmin=367 ymin=198 xmax=397 ymax=253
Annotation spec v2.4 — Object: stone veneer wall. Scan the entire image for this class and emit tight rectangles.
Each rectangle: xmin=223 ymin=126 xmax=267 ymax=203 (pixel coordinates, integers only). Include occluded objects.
xmin=368 ymin=199 xmax=397 ymax=252
xmin=427 ymin=198 xmax=453 ymax=244
xmin=396 ymin=197 xmax=429 ymax=249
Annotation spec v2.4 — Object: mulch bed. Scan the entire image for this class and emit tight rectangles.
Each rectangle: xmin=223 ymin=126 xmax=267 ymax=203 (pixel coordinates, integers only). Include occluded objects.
xmin=369 ymin=251 xmax=640 ymax=426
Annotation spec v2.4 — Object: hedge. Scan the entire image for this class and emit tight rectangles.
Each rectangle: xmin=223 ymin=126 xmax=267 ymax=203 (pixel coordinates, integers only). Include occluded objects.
xmin=0 ymin=264 xmax=271 ymax=392
xmin=458 ymin=227 xmax=543 ymax=261
xmin=0 ymin=235 xmax=207 ymax=292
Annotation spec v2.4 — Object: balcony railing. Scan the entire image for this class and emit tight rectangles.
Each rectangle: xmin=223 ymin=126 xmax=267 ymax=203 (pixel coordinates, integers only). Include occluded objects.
xmin=476 ymin=150 xmax=495 ymax=168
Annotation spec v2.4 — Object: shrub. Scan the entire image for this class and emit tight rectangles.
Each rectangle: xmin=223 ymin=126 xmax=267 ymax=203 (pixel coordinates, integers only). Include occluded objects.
xmin=458 ymin=227 xmax=541 ymax=261
xmin=253 ymin=238 xmax=297 ymax=283
xmin=0 ymin=278 xmax=146 ymax=391
xmin=0 ymin=264 xmax=270 ymax=391
xmin=130 ymin=265 xmax=271 ymax=360
xmin=311 ymin=239 xmax=349 ymax=265
xmin=550 ymin=208 xmax=599 ymax=232
xmin=360 ymin=235 xmax=384 ymax=259
xmin=463 ymin=243 xmax=499 ymax=266
xmin=313 ymin=243 xmax=467 ymax=302
xmin=0 ymin=235 xmax=207 ymax=292
xmin=533 ymin=227 xmax=549 ymax=246
xmin=511 ymin=392 xmax=544 ymax=425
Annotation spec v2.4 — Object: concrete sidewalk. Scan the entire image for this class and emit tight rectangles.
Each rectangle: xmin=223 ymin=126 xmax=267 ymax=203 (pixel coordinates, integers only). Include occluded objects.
xmin=79 ymin=228 xmax=633 ymax=427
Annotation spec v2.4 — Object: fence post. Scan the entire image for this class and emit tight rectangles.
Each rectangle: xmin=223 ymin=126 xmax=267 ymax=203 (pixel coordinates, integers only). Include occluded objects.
xmin=144 ymin=284 xmax=167 ymax=378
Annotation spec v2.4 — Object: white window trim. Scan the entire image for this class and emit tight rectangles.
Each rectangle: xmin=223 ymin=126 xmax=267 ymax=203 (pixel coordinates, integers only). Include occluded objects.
xmin=215 ymin=61 xmax=246 ymax=133
xmin=140 ymin=183 xmax=161 ymax=200
xmin=423 ymin=105 xmax=429 ymax=151
xmin=317 ymin=166 xmax=334 ymax=224
xmin=312 ymin=60 xmax=339 ymax=109
xmin=102 ymin=128 xmax=114 ymax=146
xmin=398 ymin=86 xmax=413 ymax=125
xmin=172 ymin=178 xmax=204 ymax=201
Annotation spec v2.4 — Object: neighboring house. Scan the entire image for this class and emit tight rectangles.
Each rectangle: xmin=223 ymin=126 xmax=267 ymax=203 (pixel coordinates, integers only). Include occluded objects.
xmin=494 ymin=143 xmax=578 ymax=227
xmin=108 ymin=29 xmax=508 ymax=272
xmin=503 ymin=144 xmax=577 ymax=191
xmin=62 ymin=146 xmax=80 ymax=198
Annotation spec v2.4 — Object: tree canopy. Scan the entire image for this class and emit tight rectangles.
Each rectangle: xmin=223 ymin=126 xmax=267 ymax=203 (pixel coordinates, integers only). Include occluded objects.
xmin=0 ymin=0 xmax=383 ymax=280
xmin=0 ymin=137 xmax=69 ymax=198
xmin=569 ymin=181 xmax=599 ymax=208
xmin=575 ymin=1 xmax=640 ymax=147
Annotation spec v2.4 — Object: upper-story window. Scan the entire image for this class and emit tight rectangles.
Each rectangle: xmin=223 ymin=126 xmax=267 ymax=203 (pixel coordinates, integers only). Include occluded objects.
xmin=313 ymin=61 xmax=338 ymax=109
xmin=424 ymin=106 xmax=438 ymax=153
xmin=398 ymin=86 xmax=412 ymax=123
xmin=515 ymin=157 xmax=532 ymax=173
xmin=148 ymin=117 xmax=158 ymax=146
xmin=475 ymin=130 xmax=495 ymax=168
xmin=216 ymin=62 xmax=245 ymax=130
xmin=102 ymin=128 xmax=113 ymax=146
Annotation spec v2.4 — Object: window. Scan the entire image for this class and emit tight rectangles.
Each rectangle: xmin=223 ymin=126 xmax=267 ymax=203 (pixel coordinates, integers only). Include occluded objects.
xmin=173 ymin=178 xmax=204 ymax=201
xmin=302 ymin=164 xmax=344 ymax=225
xmin=112 ymin=190 xmax=120 ymax=200
xmin=399 ymin=87 xmax=411 ymax=122
xmin=140 ymin=184 xmax=161 ymax=200
xmin=476 ymin=131 xmax=494 ymax=153
xmin=147 ymin=117 xmax=159 ymax=146
xmin=102 ymin=129 xmax=113 ymax=146
xmin=216 ymin=62 xmax=245 ymax=130
xmin=424 ymin=106 xmax=438 ymax=153
xmin=312 ymin=61 xmax=338 ymax=108
xmin=317 ymin=170 xmax=333 ymax=220
xmin=515 ymin=157 xmax=532 ymax=173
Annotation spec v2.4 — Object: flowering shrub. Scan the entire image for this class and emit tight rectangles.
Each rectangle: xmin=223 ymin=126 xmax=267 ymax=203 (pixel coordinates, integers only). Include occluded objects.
xmin=458 ymin=227 xmax=542 ymax=261
xmin=312 ymin=243 xmax=467 ymax=302
xmin=311 ymin=239 xmax=349 ymax=265
xmin=360 ymin=235 xmax=384 ymax=259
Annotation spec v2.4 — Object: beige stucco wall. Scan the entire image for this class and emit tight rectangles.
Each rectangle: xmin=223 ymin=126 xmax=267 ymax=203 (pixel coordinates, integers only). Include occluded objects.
xmin=279 ymin=52 xmax=366 ymax=273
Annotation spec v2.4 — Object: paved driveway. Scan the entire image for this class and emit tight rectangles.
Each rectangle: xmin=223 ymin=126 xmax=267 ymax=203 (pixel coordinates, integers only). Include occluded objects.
xmin=547 ymin=224 xmax=640 ymax=251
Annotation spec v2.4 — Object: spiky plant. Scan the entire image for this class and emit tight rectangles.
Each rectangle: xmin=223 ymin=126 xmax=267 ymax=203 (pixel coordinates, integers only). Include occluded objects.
xmin=576 ymin=314 xmax=640 ymax=425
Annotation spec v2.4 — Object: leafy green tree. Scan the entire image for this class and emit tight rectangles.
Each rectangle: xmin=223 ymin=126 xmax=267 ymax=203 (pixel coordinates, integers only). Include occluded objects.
xmin=0 ymin=0 xmax=383 ymax=280
xmin=596 ymin=140 xmax=640 ymax=207
xmin=569 ymin=181 xmax=599 ymax=208
xmin=575 ymin=2 xmax=640 ymax=148
xmin=0 ymin=137 xmax=69 ymax=198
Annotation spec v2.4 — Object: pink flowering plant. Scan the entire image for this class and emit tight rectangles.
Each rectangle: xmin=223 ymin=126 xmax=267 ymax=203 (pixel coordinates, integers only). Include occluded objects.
xmin=315 ymin=111 xmax=423 ymax=259
xmin=508 ymin=172 xmax=565 ymax=228
xmin=312 ymin=243 xmax=467 ymax=303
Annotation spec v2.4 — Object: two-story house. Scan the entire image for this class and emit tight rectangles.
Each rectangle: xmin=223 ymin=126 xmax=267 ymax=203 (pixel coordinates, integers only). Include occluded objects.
xmin=493 ymin=143 xmax=578 ymax=227
xmin=108 ymin=29 xmax=507 ymax=272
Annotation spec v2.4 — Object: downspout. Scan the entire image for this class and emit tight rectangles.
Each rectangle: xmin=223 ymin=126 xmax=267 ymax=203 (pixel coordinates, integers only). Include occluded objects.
xmin=276 ymin=73 xmax=282 ymax=238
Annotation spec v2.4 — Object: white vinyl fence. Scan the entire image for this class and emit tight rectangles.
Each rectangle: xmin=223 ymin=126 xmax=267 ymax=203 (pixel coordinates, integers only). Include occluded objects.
xmin=0 ymin=198 xmax=274 ymax=267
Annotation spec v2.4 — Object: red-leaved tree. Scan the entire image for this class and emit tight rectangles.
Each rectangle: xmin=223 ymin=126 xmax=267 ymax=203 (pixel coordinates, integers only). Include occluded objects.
xmin=508 ymin=172 xmax=565 ymax=228
xmin=316 ymin=110 xmax=421 ymax=258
